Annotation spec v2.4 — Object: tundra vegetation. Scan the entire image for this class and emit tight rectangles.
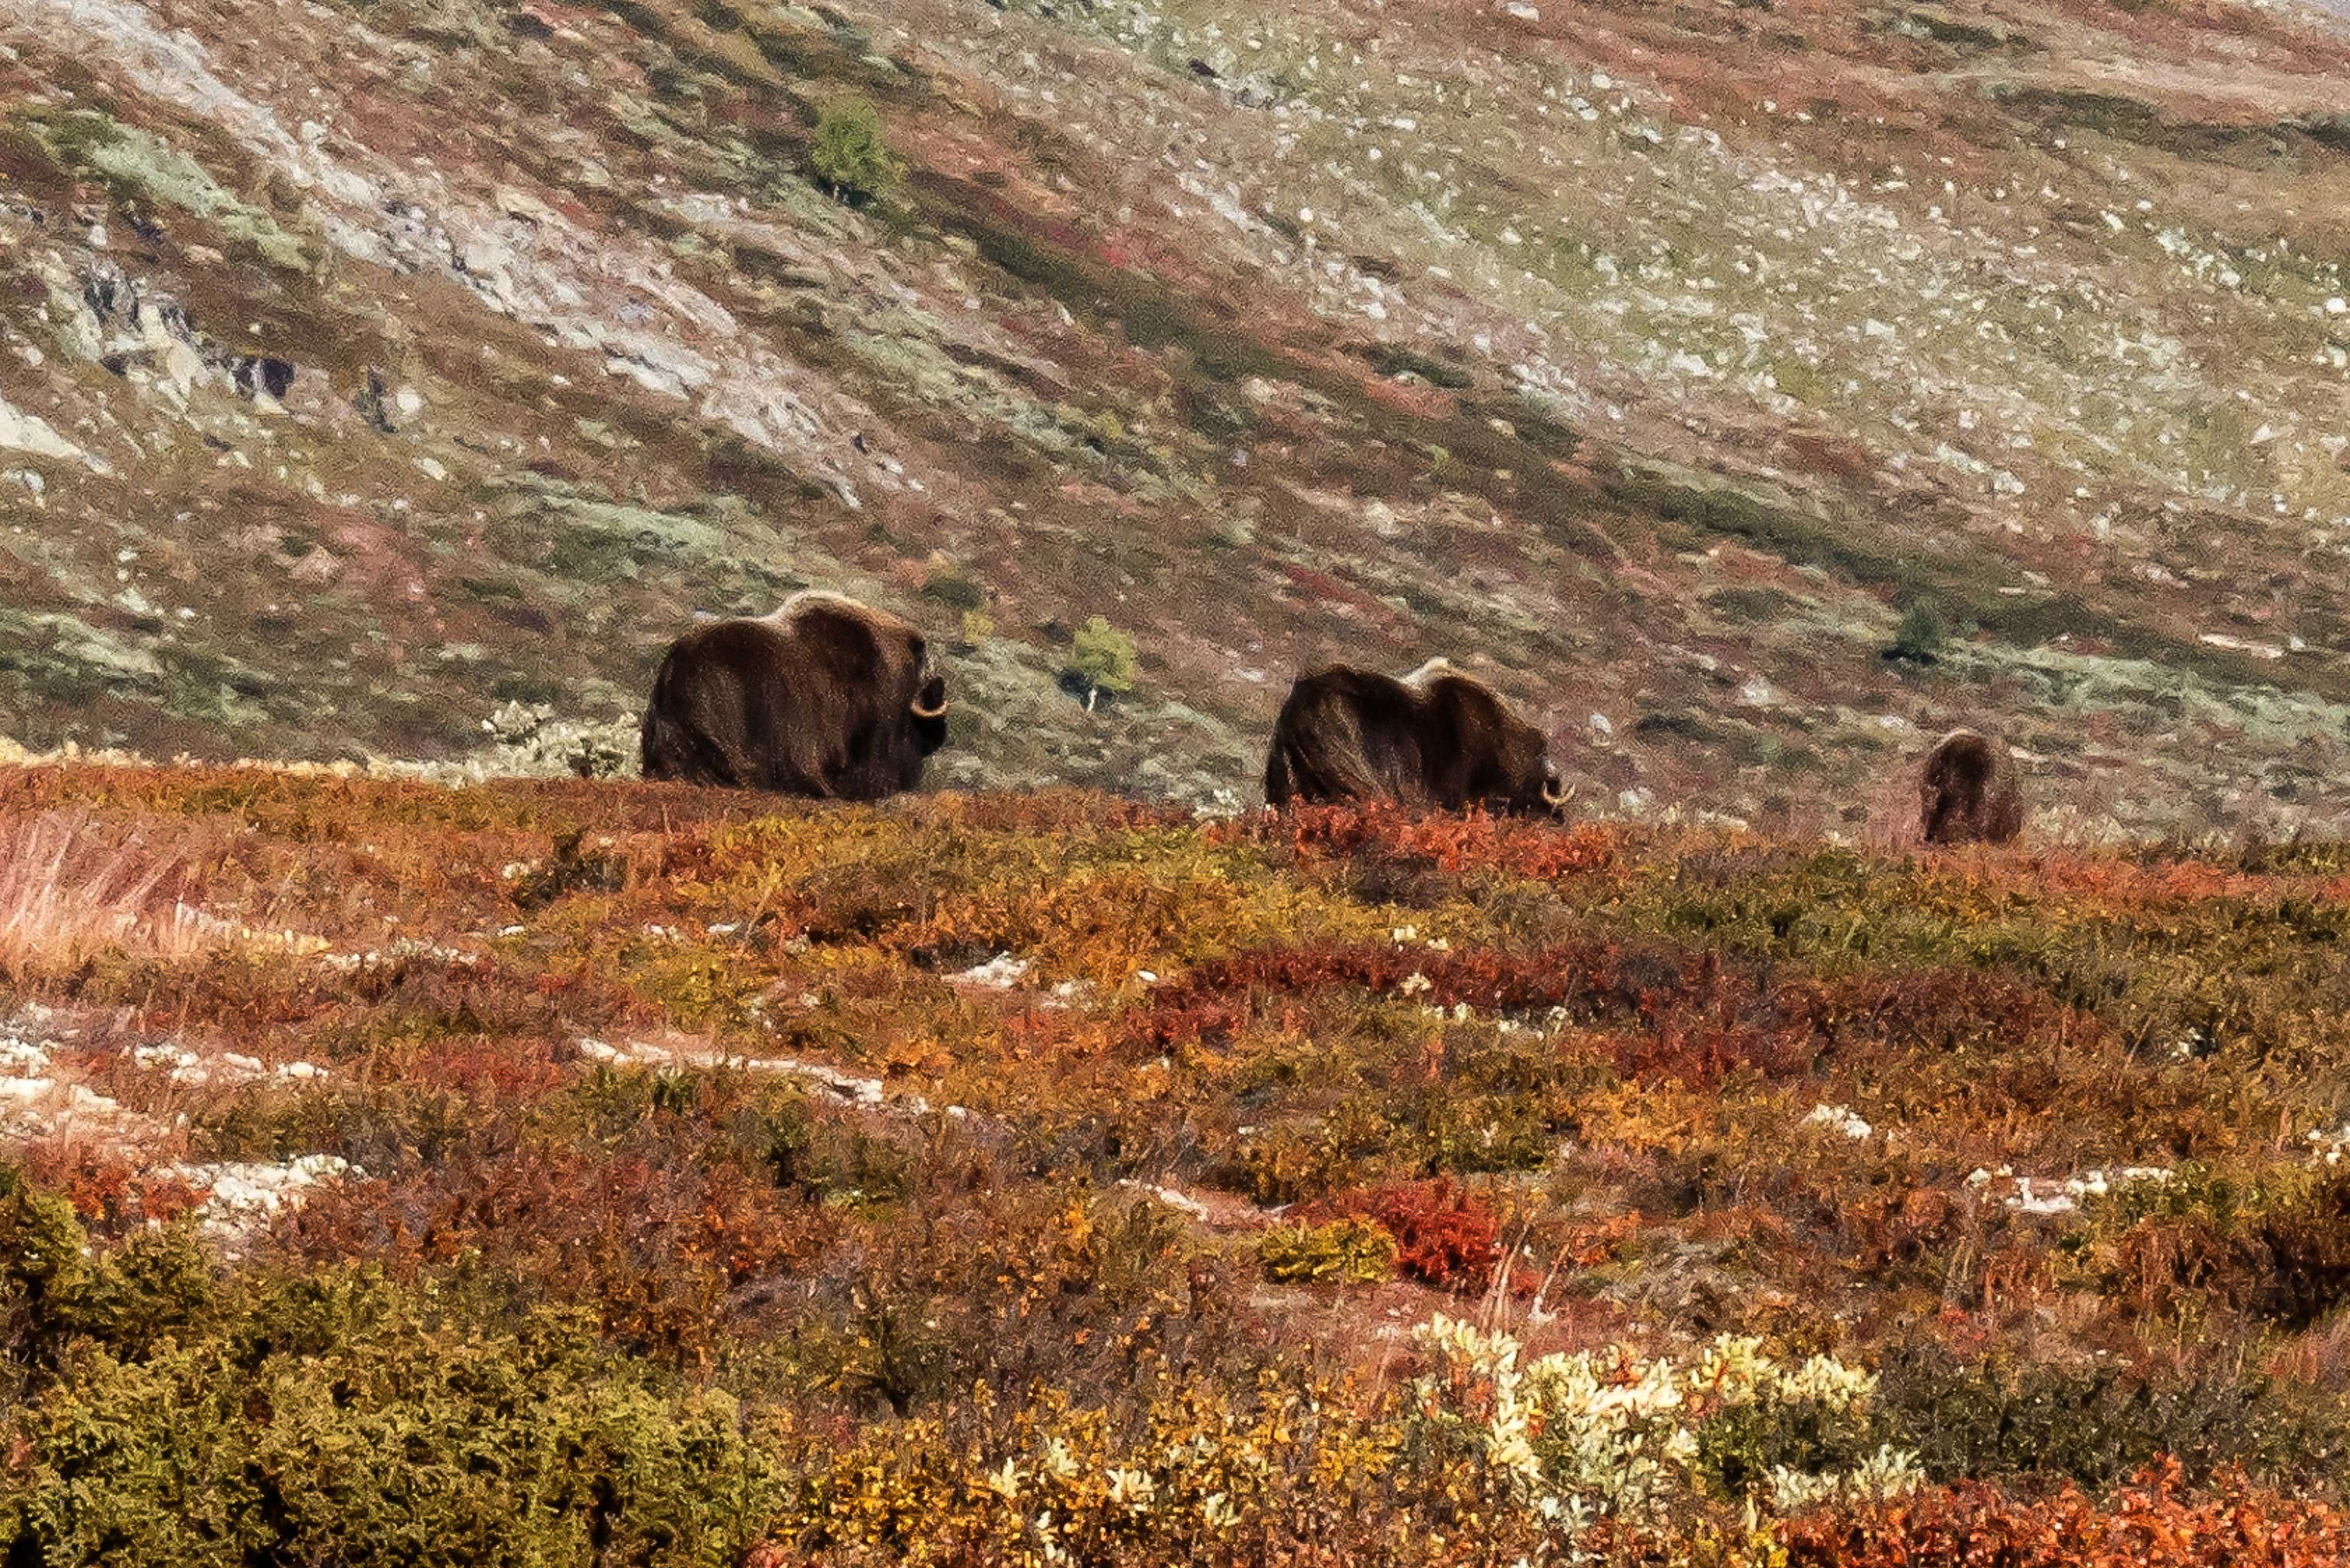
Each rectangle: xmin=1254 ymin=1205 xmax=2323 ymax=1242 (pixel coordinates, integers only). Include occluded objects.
xmin=3 ymin=763 xmax=2350 ymax=1564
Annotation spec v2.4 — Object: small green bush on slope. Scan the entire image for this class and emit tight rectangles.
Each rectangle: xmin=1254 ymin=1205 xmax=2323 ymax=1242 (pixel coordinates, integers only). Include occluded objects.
xmin=809 ymin=98 xmax=900 ymax=204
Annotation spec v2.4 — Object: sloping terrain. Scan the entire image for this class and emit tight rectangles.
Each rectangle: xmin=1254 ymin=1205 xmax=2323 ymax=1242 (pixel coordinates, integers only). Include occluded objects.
xmin=0 ymin=0 xmax=2348 ymax=832
xmin=4 ymin=769 xmax=2350 ymax=1561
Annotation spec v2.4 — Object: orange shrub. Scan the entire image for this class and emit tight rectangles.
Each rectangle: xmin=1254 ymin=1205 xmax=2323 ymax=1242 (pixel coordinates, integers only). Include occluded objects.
xmin=1780 ymin=1460 xmax=2350 ymax=1568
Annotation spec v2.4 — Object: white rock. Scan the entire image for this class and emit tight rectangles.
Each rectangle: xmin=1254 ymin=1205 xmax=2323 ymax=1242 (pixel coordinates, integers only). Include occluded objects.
xmin=1803 ymin=1104 xmax=1872 ymax=1140
xmin=952 ymin=953 xmax=1031 ymax=989
xmin=0 ymin=396 xmax=94 ymax=466
xmin=172 ymin=1155 xmax=356 ymax=1238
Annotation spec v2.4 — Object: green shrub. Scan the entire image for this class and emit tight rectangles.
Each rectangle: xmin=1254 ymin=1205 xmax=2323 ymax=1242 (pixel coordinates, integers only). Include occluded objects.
xmin=0 ymin=1168 xmax=218 ymax=1373
xmin=1885 ymin=602 xmax=1947 ymax=665
xmin=1875 ymin=1343 xmax=2350 ymax=1487
xmin=1064 ymin=616 xmax=1140 ymax=708
xmin=920 ymin=567 xmax=987 ymax=613
xmin=809 ymin=98 xmax=901 ymax=204
xmin=1257 ymin=1217 xmax=1397 ymax=1284
xmin=0 ymin=1267 xmax=779 ymax=1568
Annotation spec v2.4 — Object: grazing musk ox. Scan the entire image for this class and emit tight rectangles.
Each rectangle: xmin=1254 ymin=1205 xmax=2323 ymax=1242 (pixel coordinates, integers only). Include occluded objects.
xmin=1264 ymin=659 xmax=1567 ymax=814
xmin=639 ymin=592 xmax=948 ymax=799
xmin=1918 ymin=728 xmax=2023 ymax=846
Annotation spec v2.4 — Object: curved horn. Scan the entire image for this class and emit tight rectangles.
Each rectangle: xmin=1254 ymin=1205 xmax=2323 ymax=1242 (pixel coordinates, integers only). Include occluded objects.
xmin=1540 ymin=772 xmax=1568 ymax=808
xmin=909 ymin=681 xmax=949 ymax=722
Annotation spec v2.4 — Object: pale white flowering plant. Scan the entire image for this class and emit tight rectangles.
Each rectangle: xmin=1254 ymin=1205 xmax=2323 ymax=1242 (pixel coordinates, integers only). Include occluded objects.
xmin=1408 ymin=1315 xmax=1921 ymax=1539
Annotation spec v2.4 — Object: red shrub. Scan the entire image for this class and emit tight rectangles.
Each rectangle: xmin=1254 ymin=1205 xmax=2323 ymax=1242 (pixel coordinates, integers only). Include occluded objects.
xmin=1780 ymin=1460 xmax=2350 ymax=1568
xmin=1307 ymin=1178 xmax=1505 ymax=1291
xmin=1215 ymin=802 xmax=1624 ymax=882
xmin=19 ymin=1146 xmax=207 ymax=1236
xmin=1147 ymin=940 xmax=1820 ymax=1085
xmin=403 ymin=1038 xmax=566 ymax=1101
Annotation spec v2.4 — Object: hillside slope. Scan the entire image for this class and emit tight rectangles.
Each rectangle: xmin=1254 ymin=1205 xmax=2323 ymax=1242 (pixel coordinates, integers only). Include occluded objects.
xmin=0 ymin=0 xmax=2349 ymax=831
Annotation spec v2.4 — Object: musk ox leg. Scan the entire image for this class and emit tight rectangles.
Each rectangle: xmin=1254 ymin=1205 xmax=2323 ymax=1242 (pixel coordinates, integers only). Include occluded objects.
xmin=1264 ymin=741 xmax=1296 ymax=808
xmin=1919 ymin=785 xmax=1957 ymax=846
xmin=639 ymin=706 xmax=674 ymax=781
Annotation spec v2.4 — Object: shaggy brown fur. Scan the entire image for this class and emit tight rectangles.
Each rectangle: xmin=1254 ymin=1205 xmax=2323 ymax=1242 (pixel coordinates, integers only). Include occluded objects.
xmin=1919 ymin=728 xmax=2024 ymax=845
xmin=639 ymin=592 xmax=948 ymax=799
xmin=1264 ymin=660 xmax=1565 ymax=814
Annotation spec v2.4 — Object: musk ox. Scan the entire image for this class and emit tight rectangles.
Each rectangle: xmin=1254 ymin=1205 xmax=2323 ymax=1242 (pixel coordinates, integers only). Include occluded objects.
xmin=1918 ymin=728 xmax=2023 ymax=846
xmin=1264 ymin=659 xmax=1566 ymax=814
xmin=639 ymin=592 xmax=948 ymax=799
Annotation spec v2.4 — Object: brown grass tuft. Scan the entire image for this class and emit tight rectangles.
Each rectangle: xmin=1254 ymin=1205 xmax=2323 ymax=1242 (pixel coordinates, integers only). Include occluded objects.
xmin=0 ymin=810 xmax=216 ymax=980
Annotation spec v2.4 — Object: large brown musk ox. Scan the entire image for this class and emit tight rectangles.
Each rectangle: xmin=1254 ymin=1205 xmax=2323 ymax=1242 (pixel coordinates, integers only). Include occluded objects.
xmin=1265 ymin=659 xmax=1566 ymax=814
xmin=1918 ymin=728 xmax=2024 ymax=845
xmin=639 ymin=592 xmax=949 ymax=799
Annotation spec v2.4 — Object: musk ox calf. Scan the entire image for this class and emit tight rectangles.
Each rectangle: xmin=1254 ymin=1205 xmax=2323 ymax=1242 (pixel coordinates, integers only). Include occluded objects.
xmin=639 ymin=592 xmax=948 ymax=799
xmin=1918 ymin=728 xmax=2023 ymax=846
xmin=1265 ymin=659 xmax=1566 ymax=815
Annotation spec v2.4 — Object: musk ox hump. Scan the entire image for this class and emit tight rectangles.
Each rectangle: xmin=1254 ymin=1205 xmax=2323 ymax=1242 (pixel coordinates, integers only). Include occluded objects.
xmin=775 ymin=589 xmax=923 ymax=665
xmin=1919 ymin=727 xmax=2024 ymax=846
xmin=1400 ymin=656 xmax=1458 ymax=688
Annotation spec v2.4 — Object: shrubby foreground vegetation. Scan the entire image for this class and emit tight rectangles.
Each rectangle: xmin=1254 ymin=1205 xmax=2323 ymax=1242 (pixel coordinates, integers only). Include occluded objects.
xmin=2 ymin=765 xmax=2350 ymax=1564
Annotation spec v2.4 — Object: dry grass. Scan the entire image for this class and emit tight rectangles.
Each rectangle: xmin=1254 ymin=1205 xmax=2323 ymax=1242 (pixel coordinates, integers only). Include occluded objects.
xmin=0 ymin=810 xmax=220 ymax=980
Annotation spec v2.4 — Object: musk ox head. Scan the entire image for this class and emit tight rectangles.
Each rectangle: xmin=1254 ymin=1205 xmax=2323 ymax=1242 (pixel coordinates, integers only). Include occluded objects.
xmin=909 ymin=668 xmax=949 ymax=752
xmin=639 ymin=591 xmax=949 ymax=800
xmin=1918 ymin=727 xmax=2023 ymax=846
xmin=1470 ymin=678 xmax=1569 ymax=817
xmin=1428 ymin=661 xmax=1566 ymax=816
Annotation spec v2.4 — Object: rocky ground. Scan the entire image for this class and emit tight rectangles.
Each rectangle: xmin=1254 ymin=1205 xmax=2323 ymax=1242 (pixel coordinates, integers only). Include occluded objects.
xmin=0 ymin=0 xmax=2347 ymax=835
